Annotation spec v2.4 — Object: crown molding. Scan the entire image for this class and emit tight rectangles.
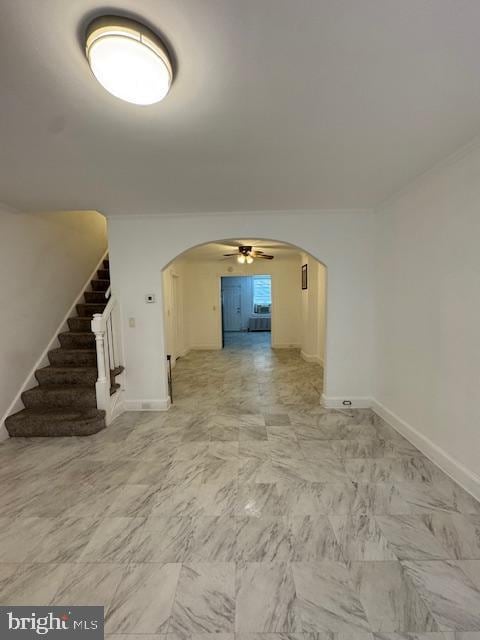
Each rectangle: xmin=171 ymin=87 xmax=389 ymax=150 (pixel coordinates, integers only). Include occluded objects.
xmin=105 ymin=208 xmax=373 ymax=221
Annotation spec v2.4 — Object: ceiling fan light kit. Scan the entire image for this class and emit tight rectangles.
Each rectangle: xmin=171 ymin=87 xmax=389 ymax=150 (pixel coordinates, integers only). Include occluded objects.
xmin=225 ymin=245 xmax=274 ymax=262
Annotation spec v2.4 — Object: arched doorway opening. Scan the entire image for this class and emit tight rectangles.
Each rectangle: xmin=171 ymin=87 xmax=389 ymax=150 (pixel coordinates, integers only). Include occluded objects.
xmin=161 ymin=238 xmax=327 ymax=409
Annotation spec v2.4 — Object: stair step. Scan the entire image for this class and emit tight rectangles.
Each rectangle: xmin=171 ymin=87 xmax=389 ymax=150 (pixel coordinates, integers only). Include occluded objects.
xmin=111 ymin=365 xmax=125 ymax=378
xmin=97 ymin=268 xmax=109 ymax=280
xmin=58 ymin=332 xmax=95 ymax=349
xmin=67 ymin=317 xmax=93 ymax=332
xmin=110 ymin=382 xmax=121 ymax=396
xmin=84 ymin=290 xmax=108 ymax=304
xmin=103 ymin=259 xmax=109 ymax=269
xmin=76 ymin=303 xmax=106 ymax=317
xmin=48 ymin=348 xmax=96 ymax=367
xmin=35 ymin=366 xmax=98 ymax=386
xmin=5 ymin=408 xmax=105 ymax=437
xmin=22 ymin=385 xmax=96 ymax=409
xmin=91 ymin=279 xmax=110 ymax=292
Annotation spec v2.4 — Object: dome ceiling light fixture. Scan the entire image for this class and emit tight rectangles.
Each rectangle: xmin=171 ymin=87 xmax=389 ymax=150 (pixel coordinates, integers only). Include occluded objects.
xmin=85 ymin=15 xmax=173 ymax=105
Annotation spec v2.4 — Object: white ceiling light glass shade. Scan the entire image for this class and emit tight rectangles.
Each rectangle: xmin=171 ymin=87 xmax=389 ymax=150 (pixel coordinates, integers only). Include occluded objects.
xmin=85 ymin=16 xmax=173 ymax=105
xmin=246 ymin=256 xmax=254 ymax=264
xmin=237 ymin=255 xmax=246 ymax=264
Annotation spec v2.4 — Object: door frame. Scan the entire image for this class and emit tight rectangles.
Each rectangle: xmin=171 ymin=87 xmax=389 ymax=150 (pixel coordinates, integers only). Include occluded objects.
xmin=217 ymin=274 xmax=274 ymax=348
xmin=170 ymin=272 xmax=184 ymax=363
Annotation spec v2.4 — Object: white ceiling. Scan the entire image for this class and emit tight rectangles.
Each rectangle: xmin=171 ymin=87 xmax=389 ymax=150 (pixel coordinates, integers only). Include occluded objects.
xmin=180 ymin=239 xmax=301 ymax=262
xmin=1 ymin=1 xmax=480 ymax=215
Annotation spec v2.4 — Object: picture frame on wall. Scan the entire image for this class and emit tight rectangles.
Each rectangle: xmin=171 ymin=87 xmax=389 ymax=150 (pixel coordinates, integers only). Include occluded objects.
xmin=301 ymin=263 xmax=308 ymax=290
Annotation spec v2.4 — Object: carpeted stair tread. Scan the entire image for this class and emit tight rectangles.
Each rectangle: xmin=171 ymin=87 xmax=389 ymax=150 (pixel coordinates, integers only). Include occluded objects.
xmin=35 ymin=366 xmax=98 ymax=386
xmin=91 ymin=279 xmax=110 ymax=292
xmin=84 ymin=291 xmax=108 ymax=303
xmin=76 ymin=302 xmax=107 ymax=317
xmin=48 ymin=348 xmax=97 ymax=367
xmin=67 ymin=317 xmax=94 ymax=331
xmin=58 ymin=331 xmax=95 ymax=347
xmin=22 ymin=384 xmax=96 ymax=409
xmin=5 ymin=408 xmax=106 ymax=437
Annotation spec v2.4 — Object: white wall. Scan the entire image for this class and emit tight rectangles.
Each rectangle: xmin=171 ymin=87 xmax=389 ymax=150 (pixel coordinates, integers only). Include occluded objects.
xmin=0 ymin=206 xmax=107 ymax=428
xmin=375 ymin=143 xmax=480 ymax=498
xmin=162 ymin=259 xmax=187 ymax=362
xmin=181 ymin=259 xmax=301 ymax=349
xmin=300 ymin=254 xmax=327 ymax=365
xmin=108 ymin=210 xmax=375 ymax=409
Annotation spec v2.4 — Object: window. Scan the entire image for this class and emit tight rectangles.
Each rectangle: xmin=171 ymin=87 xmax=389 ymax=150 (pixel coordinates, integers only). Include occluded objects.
xmin=253 ymin=276 xmax=272 ymax=314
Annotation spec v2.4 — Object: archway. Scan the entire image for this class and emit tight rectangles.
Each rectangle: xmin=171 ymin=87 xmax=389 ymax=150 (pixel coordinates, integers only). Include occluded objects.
xmin=160 ymin=238 xmax=327 ymax=408
xmin=108 ymin=210 xmax=374 ymax=412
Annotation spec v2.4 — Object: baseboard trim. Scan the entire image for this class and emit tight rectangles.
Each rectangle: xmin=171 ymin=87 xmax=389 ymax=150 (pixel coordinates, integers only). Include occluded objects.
xmin=372 ymin=399 xmax=480 ymax=502
xmin=300 ymin=350 xmax=323 ymax=365
xmin=123 ymin=398 xmax=171 ymax=411
xmin=272 ymin=343 xmax=301 ymax=349
xmin=0 ymin=248 xmax=109 ymax=440
xmin=321 ymin=393 xmax=373 ymax=409
xmin=189 ymin=345 xmax=222 ymax=351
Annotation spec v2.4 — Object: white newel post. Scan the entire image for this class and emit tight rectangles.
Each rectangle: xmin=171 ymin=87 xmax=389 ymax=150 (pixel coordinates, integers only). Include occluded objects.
xmin=92 ymin=313 xmax=108 ymax=411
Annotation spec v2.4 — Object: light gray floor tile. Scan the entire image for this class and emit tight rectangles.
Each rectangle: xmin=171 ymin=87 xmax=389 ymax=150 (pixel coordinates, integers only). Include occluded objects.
xmin=0 ymin=563 xmax=69 ymax=605
xmin=133 ymin=516 xmax=195 ymax=562
xmin=236 ymin=483 xmax=286 ymax=517
xmin=401 ymin=560 xmax=480 ymax=631
xmin=419 ymin=514 xmax=480 ymax=559
xmin=106 ymin=483 xmax=160 ymax=517
xmin=329 ymin=514 xmax=397 ymax=561
xmin=289 ymin=515 xmax=344 ymax=562
xmin=350 ymin=561 xmax=438 ymax=632
xmin=276 ymin=481 xmax=325 ymax=515
xmin=292 ymin=560 xmax=370 ymax=634
xmin=106 ymin=562 xmax=181 ymax=633
xmin=79 ymin=517 xmax=147 ymax=563
xmin=52 ymin=562 xmax=125 ymax=607
xmin=170 ymin=563 xmax=235 ymax=635
xmin=236 ymin=562 xmax=302 ymax=632
xmin=189 ymin=515 xmax=237 ymax=562
xmin=235 ymin=516 xmax=294 ymax=562
xmin=376 ymin=515 xmax=456 ymax=560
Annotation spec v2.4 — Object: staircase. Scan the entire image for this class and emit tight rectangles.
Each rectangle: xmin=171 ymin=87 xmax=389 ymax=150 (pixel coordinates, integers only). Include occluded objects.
xmin=5 ymin=258 xmax=119 ymax=437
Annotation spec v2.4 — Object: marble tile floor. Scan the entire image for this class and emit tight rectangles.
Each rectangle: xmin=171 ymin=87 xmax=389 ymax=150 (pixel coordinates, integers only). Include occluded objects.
xmin=0 ymin=338 xmax=480 ymax=639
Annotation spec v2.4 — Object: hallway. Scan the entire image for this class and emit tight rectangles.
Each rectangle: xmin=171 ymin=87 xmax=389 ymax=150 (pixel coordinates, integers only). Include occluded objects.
xmin=0 ymin=344 xmax=479 ymax=634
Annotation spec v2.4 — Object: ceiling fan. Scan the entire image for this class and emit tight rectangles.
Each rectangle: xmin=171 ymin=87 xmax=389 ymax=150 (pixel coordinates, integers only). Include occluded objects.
xmin=223 ymin=245 xmax=274 ymax=264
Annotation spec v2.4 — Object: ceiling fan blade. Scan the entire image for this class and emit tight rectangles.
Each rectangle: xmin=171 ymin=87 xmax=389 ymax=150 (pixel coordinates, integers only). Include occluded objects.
xmin=258 ymin=254 xmax=274 ymax=259
xmin=223 ymin=253 xmax=239 ymax=256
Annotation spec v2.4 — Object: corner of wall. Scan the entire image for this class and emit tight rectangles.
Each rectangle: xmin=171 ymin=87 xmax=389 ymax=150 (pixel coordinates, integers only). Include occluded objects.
xmin=372 ymin=399 xmax=480 ymax=502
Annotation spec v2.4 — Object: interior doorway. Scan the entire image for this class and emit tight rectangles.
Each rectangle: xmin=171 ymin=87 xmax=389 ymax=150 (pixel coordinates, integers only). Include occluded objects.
xmin=221 ymin=275 xmax=272 ymax=348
